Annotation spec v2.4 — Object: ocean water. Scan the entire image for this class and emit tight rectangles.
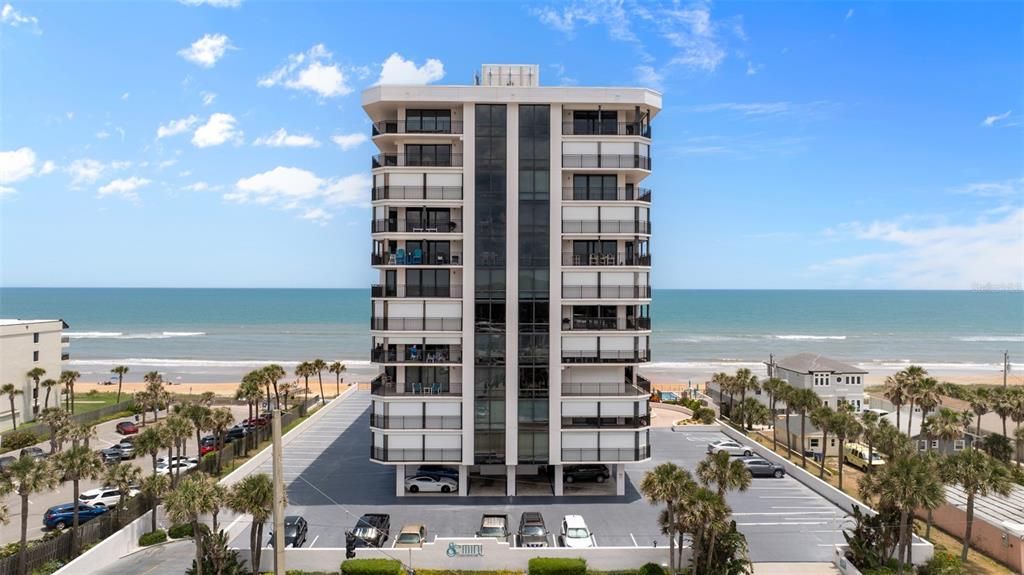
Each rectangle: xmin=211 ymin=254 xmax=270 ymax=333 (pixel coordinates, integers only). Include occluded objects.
xmin=1 ymin=288 xmax=1021 ymax=384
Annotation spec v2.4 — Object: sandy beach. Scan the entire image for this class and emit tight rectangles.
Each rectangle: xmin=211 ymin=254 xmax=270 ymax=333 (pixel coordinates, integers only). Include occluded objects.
xmin=77 ymin=380 xmax=356 ymax=399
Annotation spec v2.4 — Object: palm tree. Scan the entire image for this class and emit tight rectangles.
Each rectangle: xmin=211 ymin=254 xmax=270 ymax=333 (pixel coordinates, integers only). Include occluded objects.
xmin=778 ymin=383 xmax=795 ymax=456
xmin=8 ymin=456 xmax=57 ymax=575
xmin=140 ymin=474 xmax=169 ymax=534
xmin=711 ymin=372 xmax=732 ymax=414
xmin=26 ymin=367 xmax=45 ymax=415
xmin=1010 ymin=389 xmax=1024 ymax=440
xmin=262 ymin=364 xmax=285 ymax=411
xmin=990 ymin=387 xmax=1013 ymax=438
xmin=2 ymin=384 xmax=22 ymax=430
xmin=64 ymin=421 xmax=97 ymax=449
xmin=38 ymin=407 xmax=71 ymax=454
xmin=810 ymin=405 xmax=836 ymax=478
xmin=134 ymin=390 xmax=151 ymax=426
xmin=207 ymin=408 xmax=235 ymax=475
xmin=104 ymin=462 xmax=142 ymax=527
xmin=40 ymin=379 xmax=58 ymax=410
xmin=968 ymin=388 xmax=991 ymax=437
xmin=697 ymin=450 xmax=751 ymax=498
xmin=180 ymin=402 xmax=210 ymax=460
xmin=111 ymin=365 xmax=129 ymax=404
xmin=734 ymin=368 xmax=760 ymax=408
xmin=860 ymin=410 xmax=881 ymax=473
xmin=144 ymin=371 xmax=167 ymax=423
xmin=883 ymin=372 xmax=909 ymax=432
xmin=789 ymin=388 xmax=821 ymax=469
xmin=54 ymin=445 xmax=104 ymax=554
xmin=640 ymin=462 xmax=695 ymax=572
xmin=832 ymin=404 xmax=862 ymax=491
xmin=60 ymin=370 xmax=80 ymax=414
xmin=761 ymin=378 xmax=786 ymax=449
xmin=673 ymin=484 xmax=726 ymax=571
xmin=164 ymin=475 xmax=222 ymax=575
xmin=943 ymin=448 xmax=1013 ymax=562
xmin=310 ymin=359 xmax=328 ymax=405
xmin=874 ymin=418 xmax=911 ymax=460
xmin=135 ymin=426 xmax=166 ymax=479
xmin=914 ymin=377 xmax=942 ymax=431
xmin=164 ymin=414 xmax=193 ymax=487
xmin=228 ymin=473 xmax=274 ymax=574
xmin=328 ymin=361 xmax=346 ymax=397
xmin=237 ymin=372 xmax=263 ymax=454
xmin=279 ymin=380 xmax=296 ymax=412
xmin=295 ymin=361 xmax=312 ymax=408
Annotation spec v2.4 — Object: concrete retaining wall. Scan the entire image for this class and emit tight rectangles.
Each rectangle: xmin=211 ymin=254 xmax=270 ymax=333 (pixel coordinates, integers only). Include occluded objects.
xmin=927 ymin=503 xmax=1023 ymax=574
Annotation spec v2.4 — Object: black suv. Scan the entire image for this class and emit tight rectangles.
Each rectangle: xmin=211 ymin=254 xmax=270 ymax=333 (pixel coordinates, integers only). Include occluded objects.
xmin=564 ymin=464 xmax=610 ymax=484
xmin=346 ymin=513 xmax=391 ymax=558
xmin=518 ymin=512 xmax=549 ymax=547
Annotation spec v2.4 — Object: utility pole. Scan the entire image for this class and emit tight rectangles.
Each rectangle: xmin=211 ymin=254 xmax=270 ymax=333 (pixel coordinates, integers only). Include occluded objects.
xmin=272 ymin=408 xmax=285 ymax=575
xmin=1004 ymin=350 xmax=1010 ymax=389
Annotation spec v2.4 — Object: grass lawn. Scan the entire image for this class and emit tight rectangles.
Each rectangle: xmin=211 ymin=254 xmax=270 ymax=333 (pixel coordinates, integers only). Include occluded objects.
xmin=71 ymin=391 xmax=125 ymax=413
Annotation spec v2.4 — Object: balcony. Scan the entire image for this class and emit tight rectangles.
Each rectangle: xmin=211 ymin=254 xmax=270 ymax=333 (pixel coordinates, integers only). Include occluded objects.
xmin=562 ymin=187 xmax=651 ymax=202
xmin=371 ymin=447 xmax=462 ymax=463
xmin=562 ymin=252 xmax=652 ymax=267
xmin=561 ymin=317 xmax=651 ymax=331
xmin=371 ymin=219 xmax=462 ymax=234
xmin=561 ymin=445 xmax=651 ymax=462
xmin=371 ymin=284 xmax=463 ymax=298
xmin=371 ymin=345 xmax=463 ymax=364
xmin=562 ymin=349 xmax=652 ymax=364
xmin=562 ymin=285 xmax=652 ymax=299
xmin=371 ymin=252 xmax=462 ymax=266
xmin=61 ymin=352 xmax=70 ymax=361
xmin=562 ymin=381 xmax=651 ymax=396
xmin=369 ymin=414 xmax=462 ymax=430
xmin=562 ymin=416 xmax=650 ymax=429
xmin=636 ymin=374 xmax=652 ymax=393
xmin=370 ymin=317 xmax=462 ymax=331
xmin=372 ymin=120 xmax=463 ymax=136
xmin=371 ymin=375 xmax=464 ymax=397
xmin=562 ymin=220 xmax=651 ymax=234
xmin=372 ymin=186 xmax=463 ymax=201
xmin=562 ymin=154 xmax=651 ymax=170
xmin=562 ymin=121 xmax=651 ymax=138
xmin=373 ymin=154 xmax=463 ymax=169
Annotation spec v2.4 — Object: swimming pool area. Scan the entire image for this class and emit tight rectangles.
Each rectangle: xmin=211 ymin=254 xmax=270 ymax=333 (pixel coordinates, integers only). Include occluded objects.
xmin=659 ymin=391 xmax=679 ymax=401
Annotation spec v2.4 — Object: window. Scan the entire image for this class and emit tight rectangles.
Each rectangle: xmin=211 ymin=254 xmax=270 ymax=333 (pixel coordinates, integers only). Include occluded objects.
xmin=33 ymin=333 xmax=39 ymax=344
xmin=33 ymin=350 xmax=39 ymax=362
xmin=813 ymin=373 xmax=829 ymax=386
xmin=954 ymin=439 xmax=965 ymax=451
xmin=406 ymin=109 xmax=452 ymax=133
xmin=809 ymin=438 xmax=820 ymax=448
xmin=931 ymin=440 xmax=939 ymax=449
xmin=404 ymin=144 xmax=452 ymax=166
xmin=572 ymin=174 xmax=618 ymax=200
xmin=918 ymin=440 xmax=928 ymax=451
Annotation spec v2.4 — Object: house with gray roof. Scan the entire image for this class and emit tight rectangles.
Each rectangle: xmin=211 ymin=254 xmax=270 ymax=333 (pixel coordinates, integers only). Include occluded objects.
xmin=769 ymin=353 xmax=868 ymax=413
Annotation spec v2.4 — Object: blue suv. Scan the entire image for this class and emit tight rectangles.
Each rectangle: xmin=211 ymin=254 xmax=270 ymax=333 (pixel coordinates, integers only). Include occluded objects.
xmin=43 ymin=504 xmax=107 ymax=530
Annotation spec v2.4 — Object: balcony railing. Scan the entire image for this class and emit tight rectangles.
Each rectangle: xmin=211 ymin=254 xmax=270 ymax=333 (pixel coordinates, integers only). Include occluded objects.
xmin=371 ymin=375 xmax=463 ymax=397
xmin=371 ymin=252 xmax=462 ymax=266
xmin=371 ymin=284 xmax=463 ymax=298
xmin=562 ymin=285 xmax=652 ymax=299
xmin=562 ymin=220 xmax=651 ymax=234
xmin=562 ymin=122 xmax=651 ymax=138
xmin=369 ymin=414 xmax=462 ymax=430
xmin=562 ymin=349 xmax=652 ymax=364
xmin=371 ymin=219 xmax=462 ymax=234
xmin=561 ymin=317 xmax=651 ymax=331
xmin=371 ymin=346 xmax=463 ymax=364
xmin=562 ymin=416 xmax=650 ymax=429
xmin=372 ymin=120 xmax=463 ymax=136
xmin=636 ymin=374 xmax=652 ymax=393
xmin=371 ymin=447 xmax=462 ymax=463
xmin=562 ymin=253 xmax=651 ymax=267
xmin=562 ymin=154 xmax=651 ymax=170
xmin=61 ymin=335 xmax=70 ymax=344
xmin=562 ymin=382 xmax=651 ymax=396
xmin=561 ymin=445 xmax=651 ymax=462
xmin=562 ymin=187 xmax=652 ymax=202
xmin=61 ymin=352 xmax=70 ymax=361
xmin=372 ymin=186 xmax=463 ymax=201
xmin=373 ymin=154 xmax=463 ymax=169
xmin=370 ymin=317 xmax=462 ymax=331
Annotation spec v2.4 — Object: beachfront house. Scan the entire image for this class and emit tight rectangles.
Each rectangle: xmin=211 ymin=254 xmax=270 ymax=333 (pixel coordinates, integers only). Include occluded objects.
xmin=776 ymin=413 xmax=842 ymax=457
xmin=883 ymin=412 xmax=979 ymax=454
xmin=0 ymin=319 xmax=70 ymax=426
xmin=769 ymin=353 xmax=867 ymax=412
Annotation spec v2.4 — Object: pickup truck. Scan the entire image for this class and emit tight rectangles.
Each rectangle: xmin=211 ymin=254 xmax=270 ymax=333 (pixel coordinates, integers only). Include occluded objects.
xmin=345 ymin=513 xmax=391 ymax=558
xmin=476 ymin=513 xmax=511 ymax=542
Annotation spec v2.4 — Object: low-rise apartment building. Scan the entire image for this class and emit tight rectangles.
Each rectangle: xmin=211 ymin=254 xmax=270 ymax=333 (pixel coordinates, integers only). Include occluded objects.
xmin=0 ymin=319 xmax=69 ymax=426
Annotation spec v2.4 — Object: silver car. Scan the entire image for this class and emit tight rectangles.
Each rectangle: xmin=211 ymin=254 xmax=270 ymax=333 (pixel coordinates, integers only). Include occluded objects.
xmin=707 ymin=439 xmax=753 ymax=457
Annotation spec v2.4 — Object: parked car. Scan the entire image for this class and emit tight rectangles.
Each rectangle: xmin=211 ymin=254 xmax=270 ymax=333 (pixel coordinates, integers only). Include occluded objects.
xmin=43 ymin=504 xmax=108 ymax=530
xmin=740 ymin=456 xmax=785 ymax=478
xmin=115 ymin=421 xmax=139 ymax=435
xmin=199 ymin=436 xmax=223 ymax=456
xmin=157 ymin=456 xmax=198 ymax=466
xmin=560 ymin=515 xmax=595 ymax=548
xmin=156 ymin=460 xmax=197 ymax=476
xmin=707 ymin=439 xmax=753 ymax=457
xmin=844 ymin=442 xmax=886 ymax=470
xmin=393 ymin=524 xmax=426 ymax=549
xmin=269 ymin=515 xmax=308 ymax=548
xmin=113 ymin=441 xmax=135 ymax=459
xmin=99 ymin=448 xmax=122 ymax=465
xmin=0 ymin=456 xmax=16 ymax=472
xmin=518 ymin=512 xmax=549 ymax=548
xmin=226 ymin=425 xmax=248 ymax=441
xmin=346 ymin=513 xmax=391 ymax=557
xmin=404 ymin=475 xmax=456 ymax=493
xmin=476 ymin=514 xmax=510 ymax=542
xmin=19 ymin=447 xmax=47 ymax=460
xmin=414 ymin=465 xmax=459 ymax=481
xmin=79 ymin=486 xmax=139 ymax=508
xmin=563 ymin=464 xmax=610 ymax=484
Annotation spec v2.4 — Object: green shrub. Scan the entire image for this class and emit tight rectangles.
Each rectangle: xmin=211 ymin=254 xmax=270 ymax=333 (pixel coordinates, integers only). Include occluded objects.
xmin=862 ymin=568 xmax=897 ymax=575
xmin=168 ymin=523 xmax=194 ymax=538
xmin=692 ymin=407 xmax=716 ymax=424
xmin=341 ymin=558 xmax=403 ymax=575
xmin=2 ymin=430 xmax=40 ymax=451
xmin=417 ymin=571 xmax=522 ymax=575
xmin=29 ymin=560 xmax=65 ymax=575
xmin=638 ymin=564 xmax=665 ymax=575
xmin=917 ymin=552 xmax=965 ymax=575
xmin=528 ymin=558 xmax=587 ymax=575
xmin=138 ymin=529 xmax=167 ymax=546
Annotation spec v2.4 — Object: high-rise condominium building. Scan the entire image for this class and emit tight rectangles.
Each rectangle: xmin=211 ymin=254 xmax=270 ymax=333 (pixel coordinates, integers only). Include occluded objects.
xmin=366 ymin=64 xmax=659 ymax=497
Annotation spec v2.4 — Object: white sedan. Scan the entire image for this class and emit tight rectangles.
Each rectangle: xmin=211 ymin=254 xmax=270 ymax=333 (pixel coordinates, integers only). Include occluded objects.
xmin=404 ymin=475 xmax=457 ymax=493
xmin=79 ymin=486 xmax=139 ymax=508
xmin=156 ymin=461 xmax=198 ymax=476
xmin=707 ymin=439 xmax=753 ymax=457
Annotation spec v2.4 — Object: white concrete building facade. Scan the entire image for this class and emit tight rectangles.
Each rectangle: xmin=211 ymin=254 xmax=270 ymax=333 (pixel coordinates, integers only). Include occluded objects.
xmin=0 ymin=319 xmax=69 ymax=426
xmin=365 ymin=64 xmax=659 ymax=496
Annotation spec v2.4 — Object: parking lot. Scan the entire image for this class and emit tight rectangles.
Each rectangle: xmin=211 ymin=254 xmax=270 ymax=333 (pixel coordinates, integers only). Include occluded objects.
xmin=232 ymin=390 xmax=850 ymax=562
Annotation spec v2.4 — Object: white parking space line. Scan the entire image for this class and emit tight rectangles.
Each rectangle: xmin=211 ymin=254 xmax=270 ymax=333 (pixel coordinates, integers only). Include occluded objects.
xmin=310 ymin=535 xmax=319 ymax=548
xmin=630 ymin=533 xmax=638 ymax=547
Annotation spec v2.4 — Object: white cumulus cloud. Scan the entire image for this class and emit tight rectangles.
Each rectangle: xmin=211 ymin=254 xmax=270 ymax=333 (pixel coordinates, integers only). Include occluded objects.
xmin=226 ymin=166 xmax=370 ymax=223
xmin=157 ymin=115 xmax=199 ymax=139
xmin=982 ymin=110 xmax=1012 ymax=127
xmin=377 ymin=53 xmax=445 ymax=85
xmin=1 ymin=3 xmax=40 ymax=32
xmin=300 ymin=207 xmax=332 ymax=225
xmin=192 ymin=113 xmax=242 ymax=147
xmin=182 ymin=181 xmax=211 ymax=192
xmin=331 ymin=133 xmax=367 ymax=151
xmin=66 ymin=159 xmax=130 ymax=187
xmin=98 ymin=176 xmax=150 ymax=200
xmin=253 ymin=128 xmax=320 ymax=148
xmin=259 ymin=44 xmax=351 ymax=98
xmin=39 ymin=160 xmax=56 ymax=175
xmin=178 ymin=33 xmax=233 ymax=68
xmin=0 ymin=147 xmax=37 ymax=184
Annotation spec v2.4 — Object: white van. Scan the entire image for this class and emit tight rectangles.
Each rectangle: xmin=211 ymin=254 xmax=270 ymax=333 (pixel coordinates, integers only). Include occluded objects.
xmin=844 ymin=442 xmax=885 ymax=469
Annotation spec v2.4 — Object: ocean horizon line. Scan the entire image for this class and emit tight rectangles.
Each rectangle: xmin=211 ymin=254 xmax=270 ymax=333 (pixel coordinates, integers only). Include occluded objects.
xmin=4 ymin=286 xmax=1023 ymax=293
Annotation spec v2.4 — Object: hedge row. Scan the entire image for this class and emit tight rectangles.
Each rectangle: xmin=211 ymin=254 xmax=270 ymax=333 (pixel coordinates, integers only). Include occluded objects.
xmin=341 ymin=559 xmax=403 ymax=575
xmin=339 ymin=559 xmax=665 ymax=575
xmin=528 ymin=558 xmax=587 ymax=575
xmin=138 ymin=530 xmax=167 ymax=547
xmin=168 ymin=523 xmax=194 ymax=538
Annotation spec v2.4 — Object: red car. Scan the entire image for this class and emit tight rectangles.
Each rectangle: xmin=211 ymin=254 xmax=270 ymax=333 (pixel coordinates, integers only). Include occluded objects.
xmin=115 ymin=421 xmax=139 ymax=435
xmin=244 ymin=416 xmax=269 ymax=428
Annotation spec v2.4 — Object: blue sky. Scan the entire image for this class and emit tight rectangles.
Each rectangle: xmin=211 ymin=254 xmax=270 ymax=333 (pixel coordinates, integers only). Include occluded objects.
xmin=1 ymin=0 xmax=1021 ymax=289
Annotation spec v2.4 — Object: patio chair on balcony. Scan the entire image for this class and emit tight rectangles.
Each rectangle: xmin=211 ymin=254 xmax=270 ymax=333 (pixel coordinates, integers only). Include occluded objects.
xmin=412 ymin=248 xmax=423 ymax=264
xmin=430 ymin=383 xmax=441 ymax=395
xmin=589 ymin=253 xmax=600 ymax=266
xmin=396 ymin=248 xmax=406 ymax=265
xmin=411 ymin=382 xmax=423 ymax=394
xmin=601 ymin=253 xmax=614 ymax=266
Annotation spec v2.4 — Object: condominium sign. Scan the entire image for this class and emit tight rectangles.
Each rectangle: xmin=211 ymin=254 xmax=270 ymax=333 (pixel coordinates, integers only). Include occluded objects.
xmin=446 ymin=542 xmax=484 ymax=557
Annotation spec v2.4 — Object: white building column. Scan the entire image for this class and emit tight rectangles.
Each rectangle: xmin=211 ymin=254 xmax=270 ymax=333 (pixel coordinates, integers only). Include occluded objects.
xmin=458 ymin=465 xmax=468 ymax=496
xmin=395 ymin=464 xmax=405 ymax=497
xmin=615 ymin=464 xmax=626 ymax=496
xmin=553 ymin=464 xmax=564 ymax=496
xmin=506 ymin=465 xmax=516 ymax=496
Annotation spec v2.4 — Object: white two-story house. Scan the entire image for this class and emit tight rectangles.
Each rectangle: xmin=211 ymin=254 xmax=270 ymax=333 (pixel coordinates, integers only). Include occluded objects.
xmin=769 ymin=353 xmax=867 ymax=412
